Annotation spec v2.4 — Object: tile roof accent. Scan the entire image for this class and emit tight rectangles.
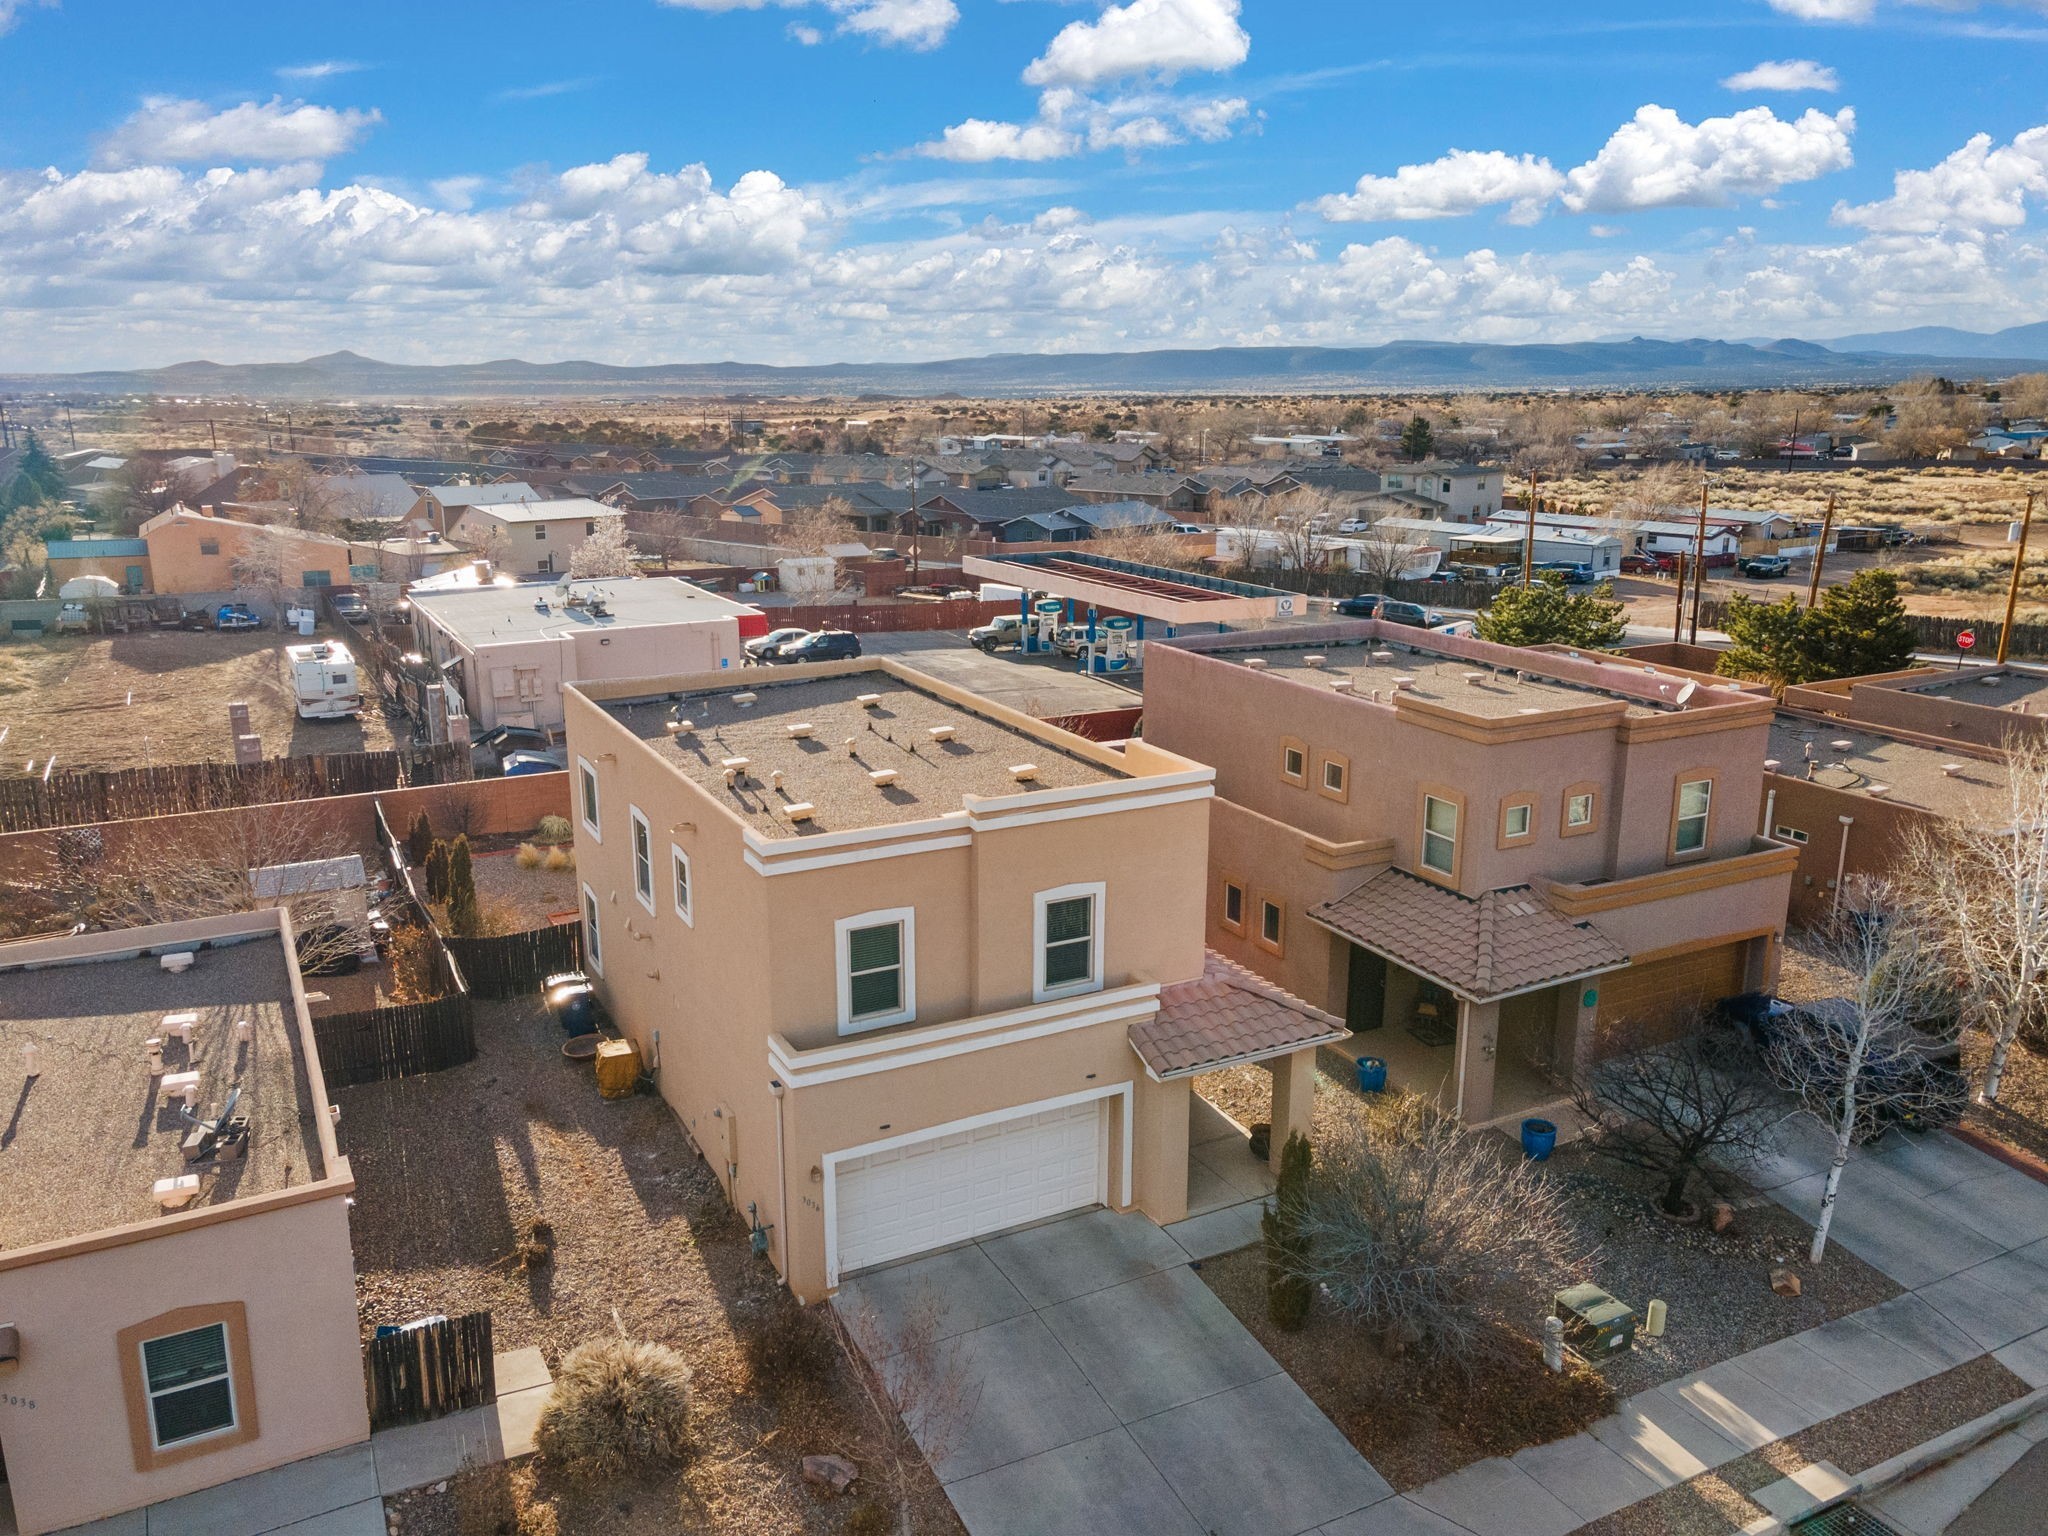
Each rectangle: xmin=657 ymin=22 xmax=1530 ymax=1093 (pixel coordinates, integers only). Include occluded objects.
xmin=1131 ymin=952 xmax=1347 ymax=1080
xmin=1310 ymin=868 xmax=1629 ymax=1003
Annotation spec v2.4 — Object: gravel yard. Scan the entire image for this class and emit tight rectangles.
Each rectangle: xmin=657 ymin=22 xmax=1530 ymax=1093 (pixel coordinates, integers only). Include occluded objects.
xmin=1961 ymin=1033 xmax=2048 ymax=1169
xmin=468 ymin=843 xmax=581 ymax=932
xmin=0 ymin=629 xmax=400 ymax=770
xmin=342 ymin=996 xmax=960 ymax=1536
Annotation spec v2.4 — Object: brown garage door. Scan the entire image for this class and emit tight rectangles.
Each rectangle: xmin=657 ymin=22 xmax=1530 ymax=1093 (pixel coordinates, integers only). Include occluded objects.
xmin=1594 ymin=941 xmax=1748 ymax=1049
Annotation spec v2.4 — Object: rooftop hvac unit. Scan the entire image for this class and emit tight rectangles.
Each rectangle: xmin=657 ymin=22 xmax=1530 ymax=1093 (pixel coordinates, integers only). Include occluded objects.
xmin=1554 ymin=1283 xmax=1636 ymax=1360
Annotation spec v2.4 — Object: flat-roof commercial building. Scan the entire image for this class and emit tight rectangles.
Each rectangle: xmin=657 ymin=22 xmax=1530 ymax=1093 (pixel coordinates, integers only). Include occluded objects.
xmin=411 ymin=576 xmax=764 ymax=734
xmin=0 ymin=913 xmax=364 ymax=1536
xmin=1143 ymin=624 xmax=1798 ymax=1126
xmin=563 ymin=658 xmax=1342 ymax=1300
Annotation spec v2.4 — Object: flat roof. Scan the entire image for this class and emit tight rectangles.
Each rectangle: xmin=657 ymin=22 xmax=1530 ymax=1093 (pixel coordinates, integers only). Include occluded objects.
xmin=1897 ymin=667 xmax=2048 ymax=712
xmin=0 ymin=933 xmax=327 ymax=1250
xmin=1769 ymin=716 xmax=2012 ymax=819
xmin=464 ymin=495 xmax=621 ymax=525
xmin=411 ymin=576 xmax=756 ymax=645
xmin=602 ymin=669 xmax=1120 ymax=838
xmin=1211 ymin=636 xmax=1662 ymax=719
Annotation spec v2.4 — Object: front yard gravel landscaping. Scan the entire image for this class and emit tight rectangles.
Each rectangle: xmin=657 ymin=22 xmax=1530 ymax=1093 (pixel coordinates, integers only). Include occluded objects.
xmin=342 ymin=996 xmax=961 ymax=1536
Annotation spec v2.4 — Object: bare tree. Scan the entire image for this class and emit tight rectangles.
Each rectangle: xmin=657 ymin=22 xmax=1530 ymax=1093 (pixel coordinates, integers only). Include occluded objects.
xmin=1887 ymin=378 xmax=1981 ymax=458
xmin=228 ymin=526 xmax=300 ymax=627
xmin=1278 ymin=1099 xmax=1587 ymax=1372
xmin=1222 ymin=488 xmax=1335 ymax=576
xmin=454 ymin=514 xmax=509 ymax=575
xmin=771 ymin=494 xmax=861 ymax=558
xmin=835 ymin=1296 xmax=983 ymax=1536
xmin=1570 ymin=1014 xmax=1780 ymax=1217
xmin=1903 ymin=734 xmax=2048 ymax=1103
xmin=1348 ymin=519 xmax=1420 ymax=584
xmin=1768 ymin=889 xmax=1962 ymax=1263
xmin=567 ymin=516 xmax=640 ymax=579
xmin=638 ymin=508 xmax=694 ymax=571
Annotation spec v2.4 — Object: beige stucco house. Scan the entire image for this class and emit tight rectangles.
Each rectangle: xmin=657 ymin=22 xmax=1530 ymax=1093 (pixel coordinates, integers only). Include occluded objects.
xmin=0 ymin=912 xmax=364 ymax=1536
xmin=563 ymin=659 xmax=1343 ymax=1302
xmin=1143 ymin=623 xmax=1798 ymax=1126
xmin=445 ymin=496 xmax=625 ymax=578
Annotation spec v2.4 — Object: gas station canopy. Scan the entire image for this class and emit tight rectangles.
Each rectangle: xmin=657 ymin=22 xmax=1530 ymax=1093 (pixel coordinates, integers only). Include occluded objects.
xmin=961 ymin=551 xmax=1300 ymax=631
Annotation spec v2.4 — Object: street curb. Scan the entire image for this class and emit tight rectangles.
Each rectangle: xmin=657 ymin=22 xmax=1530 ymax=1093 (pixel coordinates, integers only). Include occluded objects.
xmin=1735 ymin=1385 xmax=2048 ymax=1535
xmin=1952 ymin=1123 xmax=2048 ymax=1187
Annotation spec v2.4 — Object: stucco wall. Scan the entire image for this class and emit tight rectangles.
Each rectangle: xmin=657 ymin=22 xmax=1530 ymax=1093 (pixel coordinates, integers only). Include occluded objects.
xmin=144 ymin=513 xmax=353 ymax=596
xmin=1760 ymin=772 xmax=1935 ymax=925
xmin=0 ymin=1193 xmax=366 ymax=1536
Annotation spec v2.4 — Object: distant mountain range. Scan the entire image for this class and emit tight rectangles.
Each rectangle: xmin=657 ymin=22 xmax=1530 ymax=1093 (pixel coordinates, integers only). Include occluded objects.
xmin=4 ymin=331 xmax=2046 ymax=399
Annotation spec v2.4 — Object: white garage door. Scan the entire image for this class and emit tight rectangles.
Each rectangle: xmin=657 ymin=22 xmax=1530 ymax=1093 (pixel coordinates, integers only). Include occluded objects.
xmin=834 ymin=1099 xmax=1105 ymax=1279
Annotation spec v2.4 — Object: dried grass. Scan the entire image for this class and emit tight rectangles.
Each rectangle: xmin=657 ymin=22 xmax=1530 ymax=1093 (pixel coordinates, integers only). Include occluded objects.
xmin=515 ymin=843 xmax=544 ymax=870
xmin=534 ymin=1338 xmax=694 ymax=1482
xmin=543 ymin=846 xmax=574 ymax=873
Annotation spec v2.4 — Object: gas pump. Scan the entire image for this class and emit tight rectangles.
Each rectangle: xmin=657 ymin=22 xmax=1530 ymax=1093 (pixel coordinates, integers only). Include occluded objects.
xmin=1102 ymin=614 xmax=1135 ymax=672
xmin=1029 ymin=596 xmax=1062 ymax=654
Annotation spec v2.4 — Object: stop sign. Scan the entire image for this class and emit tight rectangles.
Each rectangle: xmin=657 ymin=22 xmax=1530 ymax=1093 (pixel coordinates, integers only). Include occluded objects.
xmin=1958 ymin=629 xmax=1977 ymax=651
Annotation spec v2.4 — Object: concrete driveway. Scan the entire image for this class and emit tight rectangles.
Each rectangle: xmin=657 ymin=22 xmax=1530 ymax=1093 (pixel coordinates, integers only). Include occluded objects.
xmin=835 ymin=1207 xmax=1396 ymax=1536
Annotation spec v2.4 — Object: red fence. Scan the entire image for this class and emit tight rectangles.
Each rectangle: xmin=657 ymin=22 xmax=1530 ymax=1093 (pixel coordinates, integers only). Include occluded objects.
xmin=1043 ymin=706 xmax=1145 ymax=742
xmin=775 ymin=598 xmax=1013 ymax=634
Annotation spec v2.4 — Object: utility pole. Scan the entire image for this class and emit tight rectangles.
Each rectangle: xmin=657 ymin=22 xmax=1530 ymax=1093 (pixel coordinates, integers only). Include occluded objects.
xmin=1521 ymin=468 xmax=1539 ymax=589
xmin=1672 ymin=551 xmax=1688 ymax=644
xmin=63 ymin=402 xmax=75 ymax=449
xmin=1688 ymin=478 xmax=1711 ymax=644
xmin=906 ymin=456 xmax=922 ymax=579
xmin=1783 ymin=409 xmax=1799 ymax=473
xmin=1997 ymin=490 xmax=2036 ymax=665
xmin=286 ymin=410 xmax=296 ymax=452
xmin=208 ymin=419 xmax=218 ymax=452
xmin=1806 ymin=490 xmax=1837 ymax=608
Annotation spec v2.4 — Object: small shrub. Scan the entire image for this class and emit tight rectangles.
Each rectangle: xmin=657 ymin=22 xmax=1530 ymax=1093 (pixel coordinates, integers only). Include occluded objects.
xmin=543 ymin=846 xmax=574 ymax=872
xmin=846 ymin=1501 xmax=891 ymax=1536
xmin=515 ymin=842 xmax=543 ymax=869
xmin=448 ymin=885 xmax=481 ymax=938
xmin=536 ymin=814 xmax=573 ymax=844
xmin=518 ymin=1217 xmax=555 ymax=1272
xmin=534 ymin=1338 xmax=693 ymax=1481
xmin=450 ymin=1459 xmax=557 ymax=1536
xmin=741 ymin=1301 xmax=840 ymax=1401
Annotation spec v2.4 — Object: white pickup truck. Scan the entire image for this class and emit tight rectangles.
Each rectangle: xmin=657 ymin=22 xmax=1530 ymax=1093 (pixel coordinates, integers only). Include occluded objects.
xmin=287 ymin=641 xmax=363 ymax=720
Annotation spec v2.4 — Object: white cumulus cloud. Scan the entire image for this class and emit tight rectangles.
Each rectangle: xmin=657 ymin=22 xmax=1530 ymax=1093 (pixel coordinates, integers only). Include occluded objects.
xmin=1312 ymin=150 xmax=1565 ymax=225
xmin=918 ymin=89 xmax=1249 ymax=162
xmin=0 ymin=0 xmax=57 ymax=37
xmin=1766 ymin=0 xmax=1875 ymax=19
xmin=1721 ymin=59 xmax=1840 ymax=92
xmin=919 ymin=119 xmax=1081 ymax=162
xmin=1832 ymin=126 xmax=2048 ymax=233
xmin=657 ymin=0 xmax=956 ymax=49
xmin=1022 ymin=0 xmax=1249 ymax=88
xmin=98 ymin=97 xmax=381 ymax=167
xmin=1561 ymin=104 xmax=1855 ymax=213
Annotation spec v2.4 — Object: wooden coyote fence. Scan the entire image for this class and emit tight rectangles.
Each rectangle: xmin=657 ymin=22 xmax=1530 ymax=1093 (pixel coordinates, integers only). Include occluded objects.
xmin=311 ymin=991 xmax=476 ymax=1089
xmin=444 ymin=922 xmax=583 ymax=1000
xmin=0 ymin=744 xmax=470 ymax=834
xmin=364 ymin=1311 xmax=497 ymax=1431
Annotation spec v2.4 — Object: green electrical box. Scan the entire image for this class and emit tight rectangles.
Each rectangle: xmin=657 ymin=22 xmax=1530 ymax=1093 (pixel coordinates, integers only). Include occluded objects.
xmin=1555 ymin=1283 xmax=1637 ymax=1358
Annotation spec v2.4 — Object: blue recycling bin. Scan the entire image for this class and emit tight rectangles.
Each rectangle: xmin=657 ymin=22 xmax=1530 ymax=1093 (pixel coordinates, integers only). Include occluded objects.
xmin=1356 ymin=1056 xmax=1388 ymax=1094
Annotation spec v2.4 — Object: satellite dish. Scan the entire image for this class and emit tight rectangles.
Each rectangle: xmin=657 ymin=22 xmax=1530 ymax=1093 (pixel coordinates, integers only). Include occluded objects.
xmin=1675 ymin=680 xmax=1698 ymax=705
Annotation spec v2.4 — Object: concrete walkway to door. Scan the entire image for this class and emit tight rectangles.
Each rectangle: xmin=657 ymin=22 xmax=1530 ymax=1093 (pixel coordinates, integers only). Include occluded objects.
xmin=835 ymin=1207 xmax=1398 ymax=1536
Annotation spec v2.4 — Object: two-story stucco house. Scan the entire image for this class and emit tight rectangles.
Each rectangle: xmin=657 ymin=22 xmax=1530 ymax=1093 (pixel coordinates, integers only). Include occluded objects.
xmin=562 ymin=660 xmax=1345 ymax=1302
xmin=1375 ymin=462 xmax=1504 ymax=523
xmin=1143 ymin=624 xmax=1798 ymax=1127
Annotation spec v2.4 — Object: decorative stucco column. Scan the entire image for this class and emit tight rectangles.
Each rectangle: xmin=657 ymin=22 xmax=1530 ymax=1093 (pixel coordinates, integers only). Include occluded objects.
xmin=1455 ymin=999 xmax=1500 ymax=1123
xmin=1268 ymin=1047 xmax=1316 ymax=1170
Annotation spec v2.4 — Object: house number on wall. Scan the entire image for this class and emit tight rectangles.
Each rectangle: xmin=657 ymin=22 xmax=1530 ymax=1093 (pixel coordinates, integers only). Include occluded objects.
xmin=1 ymin=1393 xmax=36 ymax=1409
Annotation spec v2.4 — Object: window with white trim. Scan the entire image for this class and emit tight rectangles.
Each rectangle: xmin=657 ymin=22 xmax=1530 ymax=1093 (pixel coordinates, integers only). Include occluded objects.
xmin=1323 ymin=759 xmax=1347 ymax=794
xmin=1675 ymin=778 xmax=1712 ymax=854
xmin=582 ymin=883 xmax=603 ymax=974
xmin=1422 ymin=795 xmax=1458 ymax=875
xmin=1566 ymin=791 xmax=1595 ymax=829
xmin=629 ymin=806 xmax=654 ymax=912
xmin=1034 ymin=883 xmax=1104 ymax=1001
xmin=1774 ymin=824 xmax=1809 ymax=845
xmin=577 ymin=758 xmax=601 ymax=840
xmin=1504 ymin=802 xmax=1532 ymax=839
xmin=141 ymin=1323 xmax=236 ymax=1449
xmin=837 ymin=909 xmax=915 ymax=1032
xmin=1260 ymin=899 xmax=1283 ymax=949
xmin=670 ymin=846 xmax=693 ymax=924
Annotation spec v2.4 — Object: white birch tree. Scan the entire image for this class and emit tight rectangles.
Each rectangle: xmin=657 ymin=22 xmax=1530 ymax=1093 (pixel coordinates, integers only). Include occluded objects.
xmin=1904 ymin=734 xmax=2048 ymax=1104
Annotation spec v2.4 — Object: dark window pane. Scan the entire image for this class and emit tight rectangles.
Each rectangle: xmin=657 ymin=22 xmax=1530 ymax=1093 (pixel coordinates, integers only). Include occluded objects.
xmin=1044 ymin=938 xmax=1092 ymax=987
xmin=152 ymin=1380 xmax=234 ymax=1445
xmin=847 ymin=923 xmax=900 ymax=973
xmin=1044 ymin=897 xmax=1092 ymax=945
xmin=849 ymin=967 xmax=900 ymax=1017
xmin=144 ymin=1326 xmax=227 ymax=1393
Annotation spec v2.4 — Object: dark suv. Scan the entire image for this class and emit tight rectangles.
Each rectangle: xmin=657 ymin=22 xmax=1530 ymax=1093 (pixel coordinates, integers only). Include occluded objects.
xmin=1334 ymin=594 xmax=1383 ymax=619
xmin=1379 ymin=600 xmax=1434 ymax=628
xmin=770 ymin=630 xmax=863 ymax=664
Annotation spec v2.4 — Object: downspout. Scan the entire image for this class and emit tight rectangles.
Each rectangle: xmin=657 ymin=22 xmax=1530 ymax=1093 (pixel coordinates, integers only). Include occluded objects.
xmin=1761 ymin=783 xmax=1777 ymax=839
xmin=1832 ymin=815 xmax=1854 ymax=916
xmin=770 ymin=1079 xmax=795 ymax=1299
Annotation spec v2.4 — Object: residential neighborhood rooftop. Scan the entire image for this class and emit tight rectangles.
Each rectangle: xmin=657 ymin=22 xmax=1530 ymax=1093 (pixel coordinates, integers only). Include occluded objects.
xmin=1768 ymin=715 xmax=2013 ymax=819
xmin=0 ymin=933 xmax=328 ymax=1251
xmin=410 ymin=576 xmax=755 ymax=643
xmin=1897 ymin=666 xmax=2048 ymax=712
xmin=601 ymin=668 xmax=1120 ymax=837
xmin=457 ymin=494 xmax=621 ymax=525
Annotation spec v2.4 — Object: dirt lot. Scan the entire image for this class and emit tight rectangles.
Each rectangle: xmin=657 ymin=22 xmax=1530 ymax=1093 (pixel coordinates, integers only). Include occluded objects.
xmin=344 ymin=997 xmax=960 ymax=1536
xmin=0 ymin=629 xmax=400 ymax=771
xmin=469 ymin=841 xmax=582 ymax=932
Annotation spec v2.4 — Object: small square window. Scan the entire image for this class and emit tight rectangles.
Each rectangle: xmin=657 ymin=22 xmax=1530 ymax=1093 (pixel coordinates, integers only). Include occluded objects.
xmin=1566 ymin=792 xmax=1595 ymax=828
xmin=142 ymin=1323 xmax=235 ymax=1449
xmin=847 ymin=921 xmax=904 ymax=1020
xmin=1505 ymin=803 xmax=1532 ymax=839
xmin=199 ymin=540 xmax=219 ymax=556
xmin=534 ymin=525 xmax=547 ymax=540
xmin=1774 ymin=824 xmax=1809 ymax=845
xmin=1223 ymin=882 xmax=1244 ymax=929
xmin=1323 ymin=760 xmax=1346 ymax=794
xmin=585 ymin=521 xmax=597 ymax=535
xmin=1260 ymin=900 xmax=1283 ymax=947
xmin=1283 ymin=745 xmax=1305 ymax=780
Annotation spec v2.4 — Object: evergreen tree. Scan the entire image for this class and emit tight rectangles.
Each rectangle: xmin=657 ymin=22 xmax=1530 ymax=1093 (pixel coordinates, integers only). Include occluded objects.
xmin=1262 ymin=1131 xmax=1315 ymax=1331
xmin=1474 ymin=573 xmax=1628 ymax=649
xmin=1718 ymin=592 xmax=1808 ymax=692
xmin=407 ymin=811 xmax=434 ymax=866
xmin=424 ymin=840 xmax=451 ymax=902
xmin=447 ymin=834 xmax=476 ymax=913
xmin=1399 ymin=415 xmax=1436 ymax=462
xmin=1796 ymin=569 xmax=1917 ymax=681
xmin=2 ymin=431 xmax=66 ymax=511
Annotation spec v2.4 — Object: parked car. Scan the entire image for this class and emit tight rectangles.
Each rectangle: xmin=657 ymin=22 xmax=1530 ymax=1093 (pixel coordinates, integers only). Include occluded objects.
xmin=767 ymin=630 xmax=863 ymax=664
xmin=1620 ymin=552 xmax=1677 ymax=576
xmin=1379 ymin=600 xmax=1436 ymax=628
xmin=501 ymin=748 xmax=568 ymax=776
xmin=1335 ymin=519 xmax=1372 ymax=535
xmin=1534 ymin=562 xmax=1597 ymax=585
xmin=1715 ymin=991 xmax=1966 ymax=1142
xmin=1333 ymin=594 xmax=1383 ymax=619
xmin=968 ymin=614 xmax=1026 ymax=652
xmin=330 ymin=592 xmax=371 ymax=625
xmin=1739 ymin=554 xmax=1792 ymax=579
xmin=745 ymin=626 xmax=813 ymax=663
xmin=470 ymin=724 xmax=554 ymax=771
xmin=1052 ymin=624 xmax=1092 ymax=658
xmin=214 ymin=603 xmax=261 ymax=631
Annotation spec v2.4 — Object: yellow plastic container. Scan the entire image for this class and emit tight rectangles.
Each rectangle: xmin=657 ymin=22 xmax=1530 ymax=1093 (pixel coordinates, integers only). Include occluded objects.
xmin=594 ymin=1039 xmax=640 ymax=1099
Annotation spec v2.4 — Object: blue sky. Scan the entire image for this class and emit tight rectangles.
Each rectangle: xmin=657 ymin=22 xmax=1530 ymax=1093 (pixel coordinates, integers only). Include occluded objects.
xmin=0 ymin=0 xmax=2045 ymax=369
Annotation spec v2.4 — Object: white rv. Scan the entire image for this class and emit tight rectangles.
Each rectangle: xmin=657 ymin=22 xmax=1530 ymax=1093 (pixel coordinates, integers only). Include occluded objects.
xmin=287 ymin=640 xmax=363 ymax=720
